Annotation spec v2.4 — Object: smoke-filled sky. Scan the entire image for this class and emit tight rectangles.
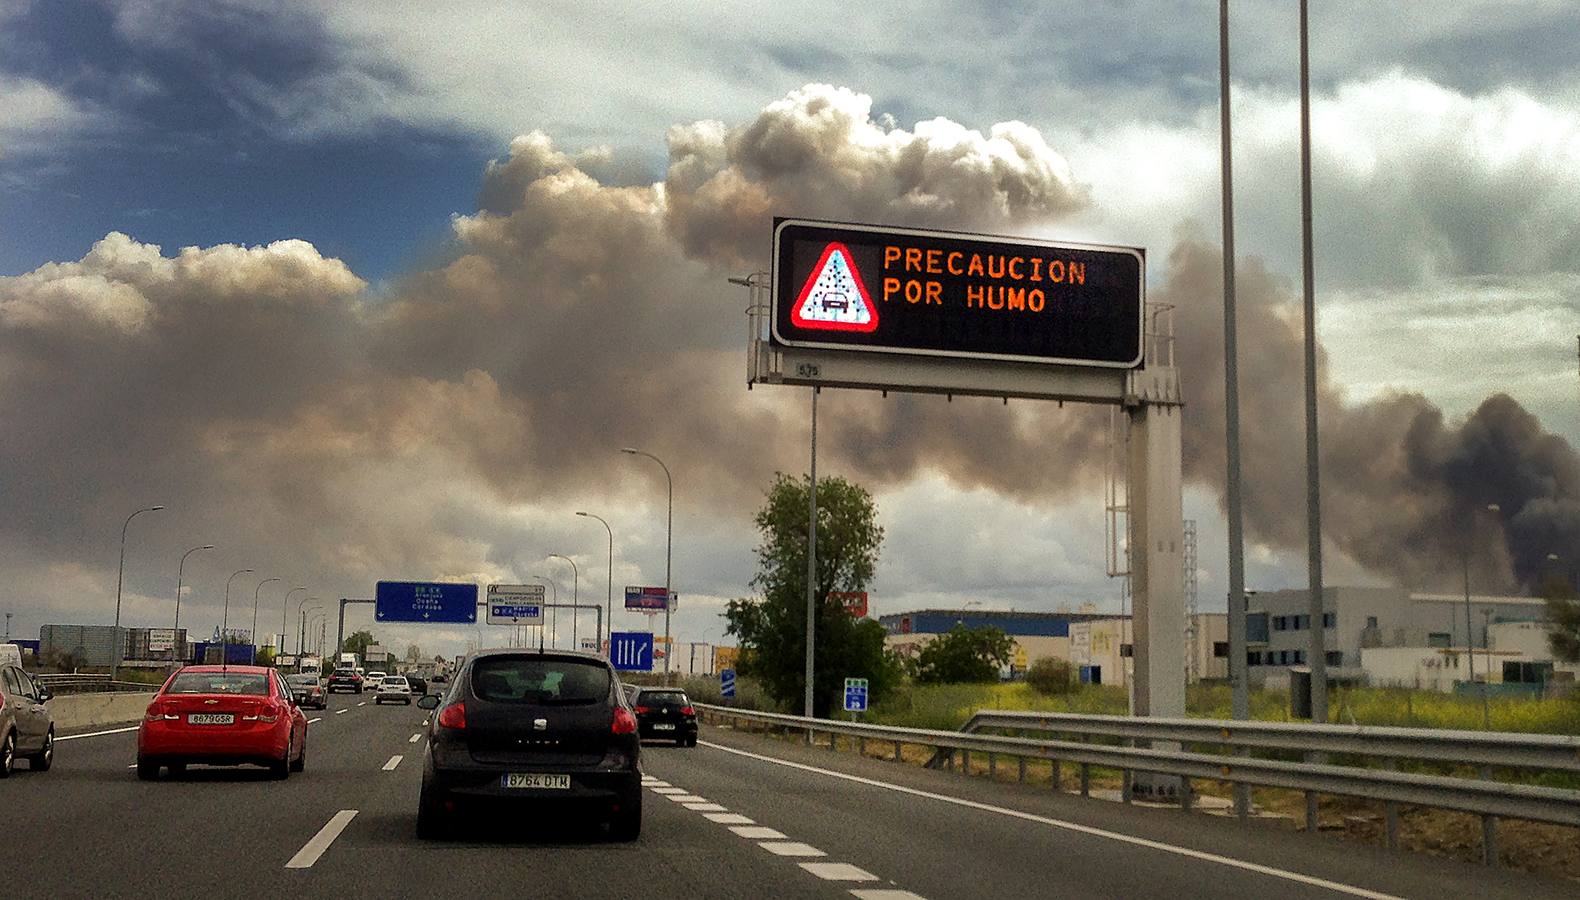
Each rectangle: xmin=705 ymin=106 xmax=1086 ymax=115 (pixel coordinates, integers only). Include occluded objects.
xmin=3 ymin=1 xmax=1578 ymax=657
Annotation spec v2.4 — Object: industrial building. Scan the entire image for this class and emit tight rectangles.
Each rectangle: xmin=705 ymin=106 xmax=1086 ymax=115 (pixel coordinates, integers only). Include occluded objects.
xmin=1243 ymin=587 xmax=1554 ymax=688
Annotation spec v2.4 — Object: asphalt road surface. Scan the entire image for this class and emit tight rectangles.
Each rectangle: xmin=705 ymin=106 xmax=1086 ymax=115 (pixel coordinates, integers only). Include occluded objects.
xmin=7 ymin=694 xmax=1572 ymax=899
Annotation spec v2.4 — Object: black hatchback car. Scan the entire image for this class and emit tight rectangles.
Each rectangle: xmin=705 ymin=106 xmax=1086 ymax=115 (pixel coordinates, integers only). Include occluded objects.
xmin=416 ymin=649 xmax=641 ymax=840
xmin=630 ymin=687 xmax=698 ymax=747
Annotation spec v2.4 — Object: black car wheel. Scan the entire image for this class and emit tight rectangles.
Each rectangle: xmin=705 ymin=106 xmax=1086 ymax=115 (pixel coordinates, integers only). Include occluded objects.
xmin=0 ymin=729 xmax=15 ymax=778
xmin=136 ymin=756 xmax=158 ymax=780
xmin=168 ymin=761 xmax=187 ymax=777
xmin=269 ymin=735 xmax=292 ymax=780
xmin=416 ymin=785 xmax=448 ymax=840
xmin=291 ymin=737 xmax=306 ymax=773
xmin=29 ymin=728 xmax=55 ymax=771
xmin=609 ymin=790 xmax=642 ymax=842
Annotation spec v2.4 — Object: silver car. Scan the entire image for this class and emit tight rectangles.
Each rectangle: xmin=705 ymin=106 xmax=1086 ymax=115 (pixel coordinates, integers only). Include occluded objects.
xmin=0 ymin=664 xmax=55 ymax=776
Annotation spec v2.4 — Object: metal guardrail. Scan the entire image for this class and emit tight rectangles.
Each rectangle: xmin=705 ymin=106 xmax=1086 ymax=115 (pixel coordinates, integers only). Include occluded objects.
xmin=34 ymin=674 xmax=158 ymax=694
xmin=695 ymin=703 xmax=1580 ymax=866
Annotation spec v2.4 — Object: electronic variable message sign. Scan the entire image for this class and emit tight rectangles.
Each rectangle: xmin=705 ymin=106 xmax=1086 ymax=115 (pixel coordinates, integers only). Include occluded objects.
xmin=772 ymin=219 xmax=1144 ymax=368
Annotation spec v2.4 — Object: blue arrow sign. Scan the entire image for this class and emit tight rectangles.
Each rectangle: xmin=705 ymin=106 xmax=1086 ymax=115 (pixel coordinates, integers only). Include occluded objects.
xmin=720 ymin=668 xmax=737 ymax=699
xmin=375 ymin=581 xmax=478 ymax=624
xmin=610 ymin=632 xmax=654 ymax=672
xmin=843 ymin=677 xmax=869 ymax=713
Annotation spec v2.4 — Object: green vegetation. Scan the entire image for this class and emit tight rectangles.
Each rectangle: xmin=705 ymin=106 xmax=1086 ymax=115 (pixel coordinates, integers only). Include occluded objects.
xmin=724 ymin=473 xmax=898 ymax=717
xmin=1024 ymin=657 xmax=1076 ymax=696
xmin=1544 ymin=577 xmax=1580 ymax=664
xmin=911 ymin=624 xmax=1015 ymax=684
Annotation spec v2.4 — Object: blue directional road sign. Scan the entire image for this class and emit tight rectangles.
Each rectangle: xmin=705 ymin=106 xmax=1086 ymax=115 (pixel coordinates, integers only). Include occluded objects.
xmin=610 ymin=632 xmax=655 ymax=672
xmin=843 ymin=677 xmax=869 ymax=713
xmin=375 ymin=581 xmax=478 ymax=624
xmin=720 ymin=668 xmax=737 ymax=699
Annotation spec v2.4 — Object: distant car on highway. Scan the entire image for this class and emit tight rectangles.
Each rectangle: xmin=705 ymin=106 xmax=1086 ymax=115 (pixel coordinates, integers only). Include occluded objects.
xmin=630 ymin=687 xmax=698 ymax=746
xmin=365 ymin=671 xmax=388 ymax=690
xmin=0 ymin=663 xmax=54 ymax=776
xmin=326 ymin=668 xmax=364 ymax=694
xmin=416 ymin=649 xmax=641 ymax=841
xmin=406 ymin=675 xmax=428 ymax=695
xmin=137 ymin=666 xmax=308 ymax=780
xmin=376 ymin=675 xmax=413 ymax=705
xmin=286 ymin=673 xmax=328 ymax=710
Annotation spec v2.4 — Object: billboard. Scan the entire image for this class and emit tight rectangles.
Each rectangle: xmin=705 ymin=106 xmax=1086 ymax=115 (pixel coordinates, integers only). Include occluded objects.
xmin=147 ymin=628 xmax=178 ymax=653
xmin=829 ymin=591 xmax=869 ymax=618
xmin=772 ymin=218 xmax=1144 ymax=368
xmin=624 ymin=586 xmax=675 ymax=611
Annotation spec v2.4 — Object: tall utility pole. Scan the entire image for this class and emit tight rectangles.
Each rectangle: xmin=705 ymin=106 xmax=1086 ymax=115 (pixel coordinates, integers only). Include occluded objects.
xmin=576 ymin=512 xmax=614 ymax=653
xmin=805 ymin=388 xmax=819 ymax=726
xmin=1298 ymin=0 xmax=1328 ymax=723
xmin=281 ymin=586 xmax=307 ymax=655
xmin=1219 ymin=0 xmax=1249 ymax=727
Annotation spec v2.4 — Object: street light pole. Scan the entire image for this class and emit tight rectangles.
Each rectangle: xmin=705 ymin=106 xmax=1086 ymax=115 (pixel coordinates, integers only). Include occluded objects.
xmin=220 ymin=569 xmax=253 ymax=669
xmin=173 ymin=544 xmax=215 ymax=637
xmin=281 ymin=587 xmax=307 ymax=654
xmin=528 ymin=576 xmax=557 ymax=652
xmin=550 ymin=554 xmax=579 ymax=649
xmin=577 ymin=512 xmax=614 ymax=653
xmin=250 ymin=577 xmax=281 ymax=664
xmin=113 ymin=505 xmax=165 ymax=679
xmin=300 ymin=602 xmax=320 ymax=656
xmin=622 ymin=448 xmax=673 ymax=682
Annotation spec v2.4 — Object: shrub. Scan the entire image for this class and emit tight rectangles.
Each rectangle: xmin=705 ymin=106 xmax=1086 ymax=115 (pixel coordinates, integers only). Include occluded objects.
xmin=1025 ymin=657 xmax=1076 ymax=696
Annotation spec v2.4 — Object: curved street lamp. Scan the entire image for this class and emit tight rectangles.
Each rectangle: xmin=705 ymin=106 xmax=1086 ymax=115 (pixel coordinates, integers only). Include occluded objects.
xmin=112 ymin=504 xmax=165 ymax=678
xmin=576 ymin=511 xmax=614 ymax=653
xmin=250 ymin=577 xmax=281 ymax=664
xmin=549 ymin=553 xmax=579 ymax=648
xmin=527 ymin=575 xmax=558 ymax=651
xmin=281 ymin=586 xmax=307 ymax=653
xmin=219 ymin=568 xmax=254 ymax=667
xmin=621 ymin=448 xmax=672 ymax=679
xmin=300 ymin=601 xmax=321 ymax=655
xmin=173 ymin=544 xmax=215 ymax=635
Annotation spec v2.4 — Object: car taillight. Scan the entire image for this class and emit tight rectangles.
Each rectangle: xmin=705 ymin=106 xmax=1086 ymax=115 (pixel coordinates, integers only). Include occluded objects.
xmin=680 ymin=705 xmax=695 ymax=716
xmin=633 ymin=705 xmax=651 ymax=715
xmin=437 ymin=702 xmax=466 ymax=729
xmin=612 ymin=706 xmax=637 ymax=735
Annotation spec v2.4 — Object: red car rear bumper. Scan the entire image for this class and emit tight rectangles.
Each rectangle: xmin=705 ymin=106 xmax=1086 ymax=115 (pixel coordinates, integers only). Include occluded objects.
xmin=138 ymin=719 xmax=291 ymax=762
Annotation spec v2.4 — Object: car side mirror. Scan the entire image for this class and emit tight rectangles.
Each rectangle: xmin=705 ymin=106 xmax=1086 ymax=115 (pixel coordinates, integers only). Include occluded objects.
xmin=417 ymin=694 xmax=440 ymax=710
xmin=37 ymin=688 xmax=53 ymax=703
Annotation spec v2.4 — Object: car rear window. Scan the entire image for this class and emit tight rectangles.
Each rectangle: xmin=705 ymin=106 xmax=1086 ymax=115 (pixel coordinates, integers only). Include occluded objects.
xmin=287 ymin=675 xmax=318 ymax=685
xmin=640 ymin=690 xmax=688 ymax=704
xmin=471 ymin=657 xmax=611 ymax=705
xmin=167 ymin=673 xmax=270 ymax=695
xmin=383 ymin=677 xmax=408 ymax=686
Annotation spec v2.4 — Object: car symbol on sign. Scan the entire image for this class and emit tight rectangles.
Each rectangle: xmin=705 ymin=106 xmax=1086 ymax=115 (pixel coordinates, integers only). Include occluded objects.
xmin=816 ymin=291 xmax=849 ymax=312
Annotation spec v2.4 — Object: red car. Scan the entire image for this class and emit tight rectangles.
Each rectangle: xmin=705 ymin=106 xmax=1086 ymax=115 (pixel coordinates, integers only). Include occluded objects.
xmin=137 ymin=666 xmax=308 ymax=780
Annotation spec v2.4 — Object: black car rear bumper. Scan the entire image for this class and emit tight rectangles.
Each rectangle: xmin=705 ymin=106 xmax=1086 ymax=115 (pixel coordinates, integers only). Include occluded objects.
xmin=422 ymin=748 xmax=640 ymax=810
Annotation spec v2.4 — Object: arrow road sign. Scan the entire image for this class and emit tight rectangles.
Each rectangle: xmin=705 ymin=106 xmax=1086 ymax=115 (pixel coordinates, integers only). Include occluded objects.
xmin=720 ymin=668 xmax=737 ymax=699
xmin=610 ymin=632 xmax=654 ymax=672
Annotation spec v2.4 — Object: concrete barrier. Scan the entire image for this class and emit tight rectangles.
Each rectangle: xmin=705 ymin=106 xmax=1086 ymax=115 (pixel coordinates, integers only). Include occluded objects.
xmin=48 ymin=692 xmax=157 ymax=733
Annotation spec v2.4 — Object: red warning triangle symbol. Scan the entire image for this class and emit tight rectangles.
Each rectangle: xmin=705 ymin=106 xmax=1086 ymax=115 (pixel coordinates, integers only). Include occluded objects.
xmin=791 ymin=242 xmax=878 ymax=332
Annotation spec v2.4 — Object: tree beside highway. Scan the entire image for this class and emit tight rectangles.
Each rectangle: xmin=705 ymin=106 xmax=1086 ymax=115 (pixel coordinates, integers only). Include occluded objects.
xmin=911 ymin=624 xmax=1016 ymax=683
xmin=1545 ymin=578 xmax=1580 ymax=663
xmin=725 ymin=473 xmax=898 ymax=717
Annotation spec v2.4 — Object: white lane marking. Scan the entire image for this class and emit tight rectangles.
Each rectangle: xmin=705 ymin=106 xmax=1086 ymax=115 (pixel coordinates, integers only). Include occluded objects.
xmin=700 ymin=741 xmax=1403 ymax=900
xmin=802 ymin=862 xmax=879 ymax=882
xmin=308 ymin=717 xmax=323 ymax=724
xmin=335 ymin=709 xmax=348 ymax=715
xmin=357 ymin=702 xmax=366 ymax=707
xmin=645 ymin=780 xmax=671 ymax=788
xmin=127 ymin=763 xmax=137 ymax=768
xmin=422 ymin=719 xmax=429 ymax=726
xmin=850 ymin=891 xmax=927 ymax=900
xmin=285 ymin=809 xmax=358 ymax=869
xmin=408 ymin=733 xmax=422 ymax=743
xmin=382 ymin=755 xmax=403 ymax=771
xmin=651 ymin=787 xmax=688 ymax=795
xmin=759 ymin=841 xmax=826 ymax=858
xmin=58 ymin=725 xmax=140 ymax=741
xmin=666 ymin=793 xmax=708 ymax=803
xmin=682 ymin=802 xmax=728 ymax=812
xmin=728 ymin=824 xmax=782 ymax=837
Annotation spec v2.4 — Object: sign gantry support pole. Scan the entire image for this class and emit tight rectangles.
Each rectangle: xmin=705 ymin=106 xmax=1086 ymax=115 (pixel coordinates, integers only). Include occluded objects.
xmin=805 ymin=386 xmax=818 ymax=734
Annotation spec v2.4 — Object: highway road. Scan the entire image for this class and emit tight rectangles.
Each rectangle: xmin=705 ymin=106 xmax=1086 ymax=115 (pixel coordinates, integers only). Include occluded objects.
xmin=7 ymin=693 xmax=1572 ymax=899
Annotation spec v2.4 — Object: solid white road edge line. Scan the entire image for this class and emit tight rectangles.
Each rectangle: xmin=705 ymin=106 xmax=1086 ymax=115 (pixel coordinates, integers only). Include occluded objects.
xmin=383 ymin=755 xmax=403 ymax=771
xmin=58 ymin=725 xmax=140 ymax=741
xmin=698 ymin=740 xmax=1402 ymax=900
xmin=285 ymin=809 xmax=358 ymax=869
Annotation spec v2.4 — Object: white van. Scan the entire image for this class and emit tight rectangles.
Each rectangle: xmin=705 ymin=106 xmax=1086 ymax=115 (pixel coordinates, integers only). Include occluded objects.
xmin=0 ymin=644 xmax=22 ymax=669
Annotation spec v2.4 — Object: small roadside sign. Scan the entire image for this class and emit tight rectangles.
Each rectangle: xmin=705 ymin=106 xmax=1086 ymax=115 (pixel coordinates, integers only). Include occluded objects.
xmin=843 ymin=677 xmax=869 ymax=714
xmin=720 ymin=668 xmax=737 ymax=699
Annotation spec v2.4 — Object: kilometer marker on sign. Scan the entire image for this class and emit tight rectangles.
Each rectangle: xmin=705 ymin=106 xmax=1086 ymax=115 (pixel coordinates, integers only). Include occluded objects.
xmin=792 ymin=242 xmax=878 ymax=332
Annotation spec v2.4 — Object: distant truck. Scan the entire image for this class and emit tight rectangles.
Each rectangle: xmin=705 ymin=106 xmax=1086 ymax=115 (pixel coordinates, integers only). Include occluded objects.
xmin=338 ymin=652 xmax=359 ymax=668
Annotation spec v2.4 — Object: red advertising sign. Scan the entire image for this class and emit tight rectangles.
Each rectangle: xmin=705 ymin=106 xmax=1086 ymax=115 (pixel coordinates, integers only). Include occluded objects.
xmin=830 ymin=591 xmax=869 ymax=618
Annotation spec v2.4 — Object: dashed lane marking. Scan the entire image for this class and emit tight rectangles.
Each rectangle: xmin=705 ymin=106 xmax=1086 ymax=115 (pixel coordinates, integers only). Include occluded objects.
xmin=801 ymin=863 xmax=879 ymax=882
xmin=357 ymin=702 xmax=366 ymax=707
xmin=335 ymin=709 xmax=348 ymax=715
xmin=759 ymin=841 xmax=827 ymax=858
xmin=682 ymin=802 xmax=728 ymax=812
xmin=382 ymin=755 xmax=403 ymax=771
xmin=699 ymin=740 xmax=1403 ymax=900
xmin=665 ymin=794 xmax=708 ymax=803
xmin=308 ymin=717 xmax=323 ymax=724
xmin=285 ymin=809 xmax=358 ymax=869
xmin=850 ymin=891 xmax=927 ymax=900
xmin=729 ymin=824 xmax=784 ymax=838
xmin=651 ymin=787 xmax=687 ymax=795
xmin=408 ymin=733 xmax=422 ymax=743
xmin=58 ymin=726 xmax=140 ymax=741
